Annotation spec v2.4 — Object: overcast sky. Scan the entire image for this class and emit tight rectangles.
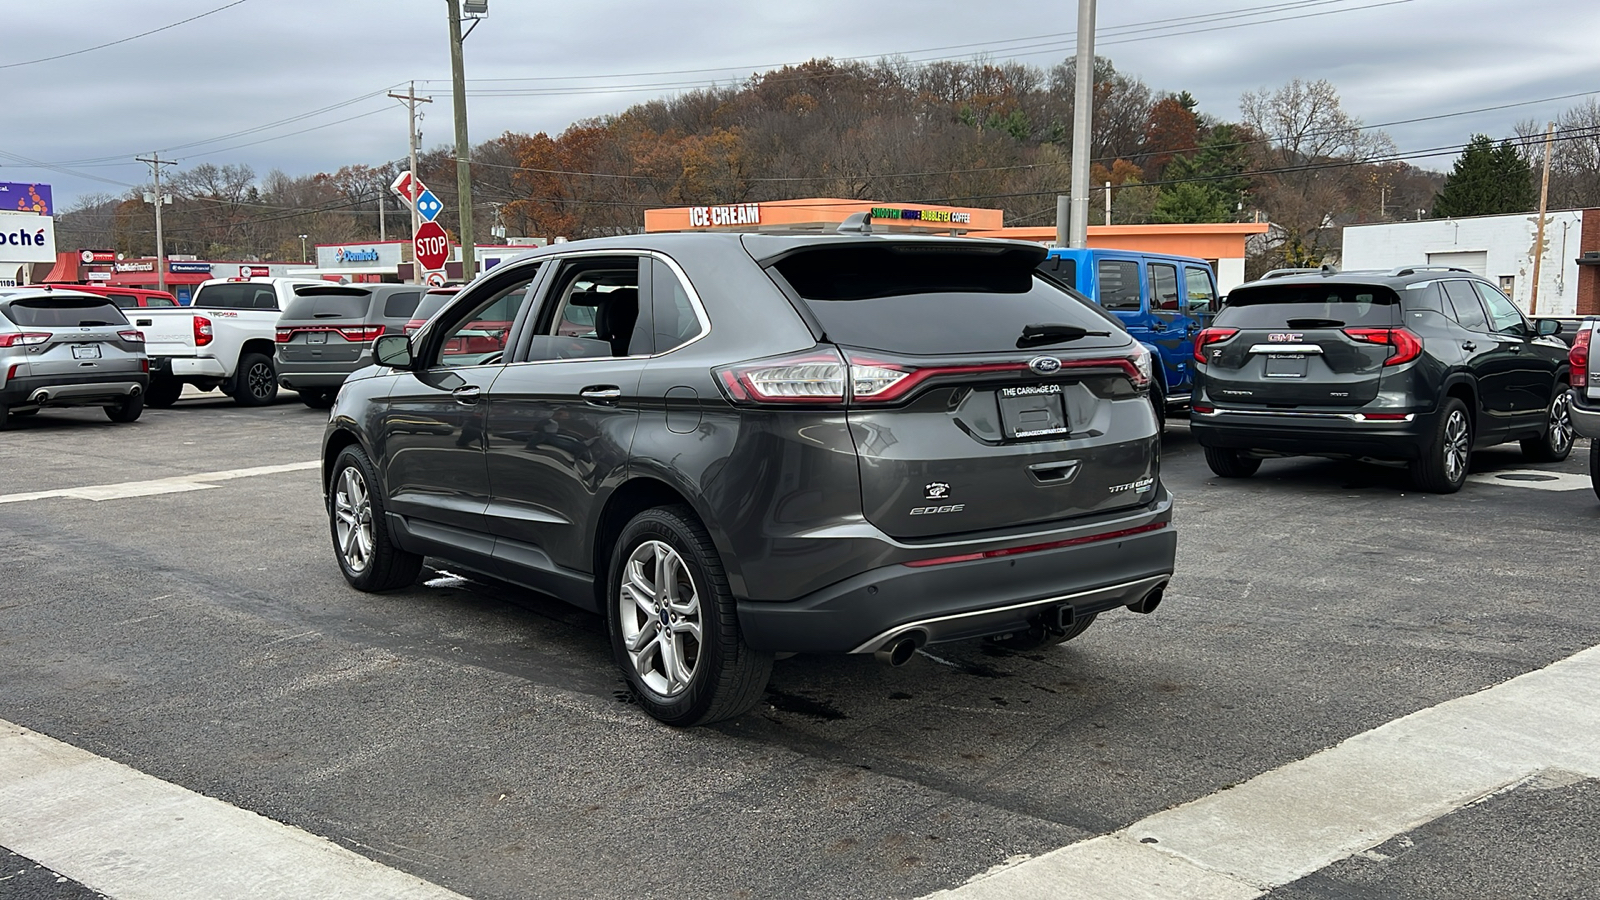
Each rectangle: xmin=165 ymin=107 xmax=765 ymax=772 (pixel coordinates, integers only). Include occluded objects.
xmin=5 ymin=0 xmax=1596 ymax=209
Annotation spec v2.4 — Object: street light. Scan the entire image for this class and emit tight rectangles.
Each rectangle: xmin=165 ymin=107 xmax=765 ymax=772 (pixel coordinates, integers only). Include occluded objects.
xmin=298 ymin=234 xmax=309 ymax=263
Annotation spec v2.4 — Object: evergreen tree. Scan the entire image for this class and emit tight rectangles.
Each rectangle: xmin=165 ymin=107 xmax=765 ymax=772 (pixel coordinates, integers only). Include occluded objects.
xmin=1432 ymin=134 xmax=1536 ymax=217
xmin=1151 ymin=124 xmax=1251 ymax=223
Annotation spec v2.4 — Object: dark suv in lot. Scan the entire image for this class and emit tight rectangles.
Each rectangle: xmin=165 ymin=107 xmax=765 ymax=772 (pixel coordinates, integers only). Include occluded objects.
xmin=1191 ymin=266 xmax=1574 ymax=492
xmin=321 ymin=233 xmax=1176 ymax=725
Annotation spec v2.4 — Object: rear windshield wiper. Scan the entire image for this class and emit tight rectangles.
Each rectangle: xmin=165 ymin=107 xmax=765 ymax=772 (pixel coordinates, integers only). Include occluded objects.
xmin=1284 ymin=317 xmax=1345 ymax=328
xmin=1017 ymin=323 xmax=1110 ymax=348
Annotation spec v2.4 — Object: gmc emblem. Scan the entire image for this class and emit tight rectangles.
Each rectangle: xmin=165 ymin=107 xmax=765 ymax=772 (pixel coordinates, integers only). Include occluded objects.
xmin=1267 ymin=333 xmax=1303 ymax=342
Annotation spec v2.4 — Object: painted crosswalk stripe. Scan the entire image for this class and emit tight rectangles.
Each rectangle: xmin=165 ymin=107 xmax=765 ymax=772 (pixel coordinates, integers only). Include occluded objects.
xmin=926 ymin=643 xmax=1600 ymax=899
xmin=0 ymin=720 xmax=468 ymax=900
xmin=0 ymin=461 xmax=320 ymax=505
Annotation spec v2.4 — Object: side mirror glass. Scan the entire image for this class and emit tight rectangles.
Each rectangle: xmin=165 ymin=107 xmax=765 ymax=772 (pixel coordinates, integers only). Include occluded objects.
xmin=1537 ymin=318 xmax=1561 ymax=337
xmin=374 ymin=334 xmax=414 ymax=369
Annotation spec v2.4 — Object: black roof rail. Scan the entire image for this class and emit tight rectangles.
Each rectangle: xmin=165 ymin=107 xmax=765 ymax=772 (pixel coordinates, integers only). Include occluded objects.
xmin=1390 ymin=265 xmax=1470 ymax=277
xmin=1260 ymin=267 xmax=1320 ymax=280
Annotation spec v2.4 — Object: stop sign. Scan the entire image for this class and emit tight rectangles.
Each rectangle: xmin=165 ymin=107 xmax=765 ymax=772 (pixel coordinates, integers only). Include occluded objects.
xmin=414 ymin=221 xmax=450 ymax=271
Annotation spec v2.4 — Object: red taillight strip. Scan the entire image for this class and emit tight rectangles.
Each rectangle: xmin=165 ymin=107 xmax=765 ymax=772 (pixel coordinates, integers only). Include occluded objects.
xmin=845 ymin=357 xmax=1028 ymax=402
xmin=902 ymin=520 xmax=1168 ymax=568
xmin=276 ymin=325 xmax=385 ymax=343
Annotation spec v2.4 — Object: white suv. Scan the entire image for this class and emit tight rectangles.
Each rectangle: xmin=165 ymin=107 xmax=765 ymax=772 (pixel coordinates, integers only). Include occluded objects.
xmin=0 ymin=287 xmax=149 ymax=427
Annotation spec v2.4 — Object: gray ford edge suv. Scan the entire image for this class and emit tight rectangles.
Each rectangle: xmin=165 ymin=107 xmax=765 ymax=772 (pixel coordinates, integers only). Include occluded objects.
xmin=322 ymin=232 xmax=1177 ymax=725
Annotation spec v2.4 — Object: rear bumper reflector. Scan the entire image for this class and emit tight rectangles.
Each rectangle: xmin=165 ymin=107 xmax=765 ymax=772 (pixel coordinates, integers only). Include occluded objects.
xmin=903 ymin=520 xmax=1168 ymax=568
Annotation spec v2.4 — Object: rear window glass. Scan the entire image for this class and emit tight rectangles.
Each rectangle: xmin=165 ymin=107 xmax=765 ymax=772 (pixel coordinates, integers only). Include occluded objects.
xmin=1217 ymin=284 xmax=1401 ymax=328
xmin=3 ymin=298 xmax=129 ymax=327
xmin=412 ymin=291 xmax=455 ymax=322
xmin=383 ymin=291 xmax=422 ymax=319
xmin=193 ymin=282 xmax=278 ymax=310
xmin=770 ymin=245 xmax=1124 ymax=354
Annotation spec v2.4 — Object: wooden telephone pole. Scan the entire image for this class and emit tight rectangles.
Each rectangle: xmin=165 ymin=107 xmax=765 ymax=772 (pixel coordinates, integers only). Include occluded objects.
xmin=1530 ymin=122 xmax=1555 ymax=314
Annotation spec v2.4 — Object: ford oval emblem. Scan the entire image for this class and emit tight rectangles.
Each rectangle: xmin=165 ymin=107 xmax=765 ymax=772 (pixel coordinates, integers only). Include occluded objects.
xmin=1028 ymin=356 xmax=1062 ymax=375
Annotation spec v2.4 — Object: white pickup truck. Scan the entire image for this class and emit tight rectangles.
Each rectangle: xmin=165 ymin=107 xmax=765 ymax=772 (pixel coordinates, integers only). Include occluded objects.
xmin=125 ymin=277 xmax=326 ymax=407
xmin=1569 ymin=316 xmax=1600 ymax=499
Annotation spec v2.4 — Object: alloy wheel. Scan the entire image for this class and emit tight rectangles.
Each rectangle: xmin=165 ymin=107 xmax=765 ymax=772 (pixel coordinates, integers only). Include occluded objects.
xmin=1443 ymin=409 xmax=1470 ymax=484
xmin=1549 ymin=392 xmax=1574 ymax=456
xmin=618 ymin=539 xmax=702 ymax=697
xmin=333 ymin=466 xmax=374 ymax=574
xmin=248 ymin=362 xmax=274 ymax=401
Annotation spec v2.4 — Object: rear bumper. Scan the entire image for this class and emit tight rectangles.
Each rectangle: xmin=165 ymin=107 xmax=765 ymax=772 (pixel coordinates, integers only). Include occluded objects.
xmin=150 ymin=355 xmax=226 ymax=379
xmin=1190 ymin=405 xmax=1439 ymax=460
xmin=276 ymin=356 xmax=365 ymax=390
xmin=1571 ymin=389 xmax=1600 ymax=439
xmin=1 ymin=372 xmax=148 ymax=407
xmin=735 ymin=491 xmax=1176 ymax=654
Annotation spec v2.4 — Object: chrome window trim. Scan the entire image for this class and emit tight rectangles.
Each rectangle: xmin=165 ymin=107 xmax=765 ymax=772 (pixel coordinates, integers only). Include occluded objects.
xmin=1248 ymin=343 xmax=1323 ymax=355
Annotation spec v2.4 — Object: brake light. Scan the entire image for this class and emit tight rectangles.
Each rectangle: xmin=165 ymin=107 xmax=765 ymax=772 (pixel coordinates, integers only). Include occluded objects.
xmin=118 ymin=329 xmax=144 ymax=343
xmin=1194 ymin=328 xmax=1238 ymax=363
xmin=5 ymin=364 xmax=19 ymax=381
xmin=1343 ymin=327 xmax=1422 ymax=366
xmin=336 ymin=325 xmax=385 ymax=343
xmin=903 ymin=521 xmax=1168 ymax=568
xmin=0 ymin=332 xmax=50 ymax=348
xmin=1571 ymin=326 xmax=1591 ymax=375
xmin=141 ymin=358 xmax=150 ymax=373
xmin=716 ymin=348 xmax=849 ymax=404
xmin=275 ymin=327 xmax=293 ymax=343
xmin=194 ymin=316 xmax=213 ymax=347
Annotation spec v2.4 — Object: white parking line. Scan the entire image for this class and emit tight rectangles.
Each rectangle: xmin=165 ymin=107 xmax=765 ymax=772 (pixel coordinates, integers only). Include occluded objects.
xmin=0 ymin=720 xmax=469 ymax=900
xmin=1465 ymin=469 xmax=1593 ymax=492
xmin=926 ymin=643 xmax=1600 ymax=899
xmin=0 ymin=462 xmax=320 ymax=505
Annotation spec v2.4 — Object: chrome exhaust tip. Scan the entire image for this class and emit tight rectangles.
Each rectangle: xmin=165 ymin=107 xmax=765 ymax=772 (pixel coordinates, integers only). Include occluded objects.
xmin=874 ymin=634 xmax=921 ymax=667
xmin=1127 ymin=586 xmax=1165 ymax=615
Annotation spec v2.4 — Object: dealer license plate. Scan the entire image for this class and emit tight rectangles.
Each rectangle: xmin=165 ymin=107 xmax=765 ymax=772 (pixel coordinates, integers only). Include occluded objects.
xmin=998 ymin=384 xmax=1070 ymax=439
xmin=1263 ymin=354 xmax=1307 ymax=378
xmin=307 ymin=331 xmax=327 ymax=344
xmin=71 ymin=344 xmax=101 ymax=360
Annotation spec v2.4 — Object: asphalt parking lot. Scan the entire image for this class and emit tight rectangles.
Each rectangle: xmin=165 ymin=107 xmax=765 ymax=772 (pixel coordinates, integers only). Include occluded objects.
xmin=2 ymin=392 xmax=1598 ymax=899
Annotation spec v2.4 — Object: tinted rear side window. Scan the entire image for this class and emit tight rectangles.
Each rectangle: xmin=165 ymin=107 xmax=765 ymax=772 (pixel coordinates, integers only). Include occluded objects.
xmin=1442 ymin=281 xmax=1490 ymax=331
xmin=193 ymin=283 xmax=277 ymax=309
xmin=1097 ymin=259 xmax=1142 ymax=311
xmin=770 ymin=245 xmax=1124 ymax=355
xmin=2 ymin=298 xmax=129 ymax=327
xmin=1217 ymin=284 xmax=1400 ymax=328
xmin=383 ymin=291 xmax=422 ymax=318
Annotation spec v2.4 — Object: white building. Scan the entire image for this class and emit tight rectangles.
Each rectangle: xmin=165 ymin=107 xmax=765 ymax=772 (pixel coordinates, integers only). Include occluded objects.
xmin=1342 ymin=210 xmax=1588 ymax=316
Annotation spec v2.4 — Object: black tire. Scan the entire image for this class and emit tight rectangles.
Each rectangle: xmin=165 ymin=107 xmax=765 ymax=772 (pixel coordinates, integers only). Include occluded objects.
xmin=607 ymin=505 xmax=773 ymax=726
xmin=233 ymin=353 xmax=278 ymax=406
xmin=1520 ymin=386 xmax=1574 ymax=463
xmin=1150 ymin=381 xmax=1167 ymax=432
xmin=327 ymin=445 xmax=422 ymax=592
xmin=1590 ymin=439 xmax=1599 ymax=502
xmin=1411 ymin=397 xmax=1472 ymax=493
xmin=104 ymin=393 xmax=144 ymax=423
xmin=0 ymin=404 xmax=9 ymax=429
xmin=987 ymin=612 xmax=1097 ymax=651
xmin=145 ymin=377 xmax=183 ymax=408
xmin=1204 ymin=446 xmax=1261 ymax=478
xmin=301 ymin=390 xmax=335 ymax=410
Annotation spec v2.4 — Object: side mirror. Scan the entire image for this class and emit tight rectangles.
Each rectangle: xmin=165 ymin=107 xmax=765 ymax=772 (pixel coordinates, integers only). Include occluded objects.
xmin=1537 ymin=318 xmax=1561 ymax=337
xmin=373 ymin=334 xmax=415 ymax=369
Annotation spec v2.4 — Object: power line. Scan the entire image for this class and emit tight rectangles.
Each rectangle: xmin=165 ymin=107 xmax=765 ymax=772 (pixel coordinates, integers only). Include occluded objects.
xmin=0 ymin=1 xmax=252 ymax=70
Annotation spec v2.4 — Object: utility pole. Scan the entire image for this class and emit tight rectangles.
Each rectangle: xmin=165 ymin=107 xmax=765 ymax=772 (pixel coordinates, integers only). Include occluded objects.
xmin=1104 ymin=181 xmax=1112 ymax=226
xmin=136 ymin=153 xmax=176 ymax=293
xmin=446 ymin=0 xmax=476 ymax=280
xmin=1063 ymin=0 xmax=1096 ymax=248
xmin=378 ymin=190 xmax=386 ymax=242
xmin=385 ymin=82 xmax=432 ymax=254
xmin=1530 ymin=121 xmax=1555 ymax=315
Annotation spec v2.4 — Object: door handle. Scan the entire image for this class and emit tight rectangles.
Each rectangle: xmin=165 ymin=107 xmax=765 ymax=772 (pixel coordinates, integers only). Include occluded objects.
xmin=452 ymin=386 xmax=481 ymax=405
xmin=580 ymin=385 xmax=622 ymax=404
xmin=1028 ymin=460 xmax=1081 ymax=484
xmin=1461 ymin=341 xmax=1476 ymax=351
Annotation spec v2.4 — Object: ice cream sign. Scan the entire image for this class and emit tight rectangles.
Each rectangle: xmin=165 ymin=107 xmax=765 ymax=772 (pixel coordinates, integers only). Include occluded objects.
xmin=687 ymin=204 xmax=761 ymax=227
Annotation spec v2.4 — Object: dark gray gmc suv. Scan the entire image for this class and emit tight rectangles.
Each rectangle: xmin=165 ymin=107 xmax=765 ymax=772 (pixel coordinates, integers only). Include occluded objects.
xmin=321 ymin=232 xmax=1176 ymax=725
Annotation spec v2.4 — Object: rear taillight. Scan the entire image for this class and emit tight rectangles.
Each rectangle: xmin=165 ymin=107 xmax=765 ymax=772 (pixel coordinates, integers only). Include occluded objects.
xmin=403 ymin=319 xmax=427 ymax=336
xmin=1194 ymin=328 xmax=1238 ymax=363
xmin=0 ymin=332 xmax=50 ymax=348
xmin=5 ymin=363 xmax=20 ymax=381
xmin=275 ymin=327 xmax=293 ymax=343
xmin=1571 ymin=326 xmax=1591 ymax=375
xmin=716 ymin=348 xmax=850 ymax=404
xmin=1344 ymin=327 xmax=1422 ymax=366
xmin=194 ymin=316 xmax=213 ymax=347
xmin=336 ymin=325 xmax=385 ymax=343
xmin=119 ymin=329 xmax=144 ymax=343
xmin=141 ymin=358 xmax=150 ymax=373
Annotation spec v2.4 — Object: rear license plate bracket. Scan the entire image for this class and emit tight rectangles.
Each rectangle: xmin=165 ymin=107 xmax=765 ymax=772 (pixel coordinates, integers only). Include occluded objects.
xmin=998 ymin=384 xmax=1070 ymax=439
xmin=307 ymin=331 xmax=328 ymax=344
xmin=1263 ymin=354 xmax=1307 ymax=378
xmin=71 ymin=344 xmax=101 ymax=360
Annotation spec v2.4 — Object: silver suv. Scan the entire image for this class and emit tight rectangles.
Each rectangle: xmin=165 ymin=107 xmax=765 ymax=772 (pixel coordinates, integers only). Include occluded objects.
xmin=0 ymin=288 xmax=149 ymax=427
xmin=275 ymin=284 xmax=424 ymax=409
